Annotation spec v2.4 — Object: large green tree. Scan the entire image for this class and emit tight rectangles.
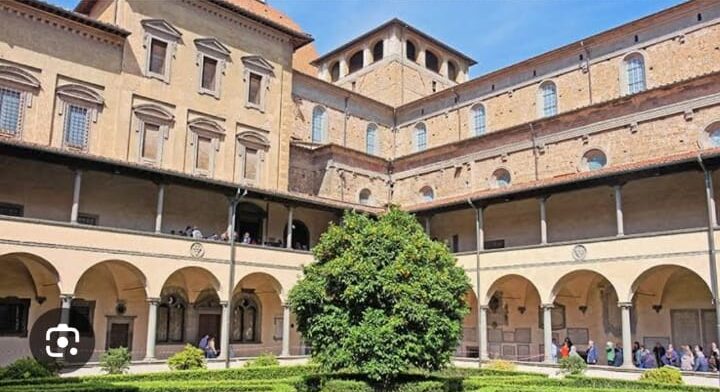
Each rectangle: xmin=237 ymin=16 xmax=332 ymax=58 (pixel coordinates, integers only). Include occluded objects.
xmin=288 ymin=208 xmax=470 ymax=382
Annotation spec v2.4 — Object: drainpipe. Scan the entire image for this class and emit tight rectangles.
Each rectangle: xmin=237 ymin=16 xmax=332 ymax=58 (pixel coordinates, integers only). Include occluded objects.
xmin=698 ymin=155 xmax=720 ymax=388
xmin=467 ymin=198 xmax=482 ymax=368
xmin=225 ymin=187 xmax=247 ymax=368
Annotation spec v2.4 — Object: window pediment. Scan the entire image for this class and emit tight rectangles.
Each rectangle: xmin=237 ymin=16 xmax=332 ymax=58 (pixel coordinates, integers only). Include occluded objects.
xmin=56 ymin=84 xmax=104 ymax=107
xmin=195 ymin=38 xmax=231 ymax=58
xmin=242 ymin=55 xmax=275 ymax=75
xmin=141 ymin=19 xmax=182 ymax=40
xmin=133 ymin=103 xmax=174 ymax=123
xmin=237 ymin=131 xmax=270 ymax=149
xmin=188 ymin=118 xmax=224 ymax=136
xmin=0 ymin=66 xmax=40 ymax=90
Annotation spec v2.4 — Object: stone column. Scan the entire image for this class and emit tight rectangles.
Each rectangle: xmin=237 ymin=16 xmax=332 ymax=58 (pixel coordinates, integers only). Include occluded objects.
xmin=219 ymin=300 xmax=230 ymax=360
xmin=59 ymin=294 xmax=73 ymax=325
xmin=363 ymin=46 xmax=372 ymax=66
xmin=286 ymin=206 xmax=294 ymax=249
xmin=479 ymin=305 xmax=488 ymax=360
xmin=542 ymin=304 xmax=553 ymax=363
xmin=155 ymin=184 xmax=165 ymax=233
xmin=339 ymin=58 xmax=348 ymax=78
xmin=614 ymin=185 xmax=624 ymax=236
xmin=281 ymin=303 xmax=291 ymax=357
xmin=539 ymin=197 xmax=548 ymax=244
xmin=70 ymin=170 xmax=82 ymax=224
xmin=424 ymin=216 xmax=431 ymax=235
xmin=619 ymin=302 xmax=634 ymax=368
xmin=144 ymin=298 xmax=159 ymax=361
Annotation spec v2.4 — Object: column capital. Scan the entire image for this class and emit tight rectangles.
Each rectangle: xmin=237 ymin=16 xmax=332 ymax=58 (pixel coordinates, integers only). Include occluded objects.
xmin=541 ymin=303 xmax=555 ymax=309
xmin=618 ymin=302 xmax=632 ymax=309
xmin=59 ymin=293 xmax=74 ymax=302
xmin=613 ymin=183 xmax=626 ymax=190
xmin=146 ymin=297 xmax=161 ymax=305
xmin=479 ymin=305 xmax=489 ymax=311
xmin=219 ymin=300 xmax=229 ymax=307
xmin=538 ymin=195 xmax=550 ymax=202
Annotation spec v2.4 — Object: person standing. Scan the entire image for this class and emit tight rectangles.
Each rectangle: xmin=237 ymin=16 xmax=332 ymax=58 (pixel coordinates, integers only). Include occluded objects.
xmin=653 ymin=342 xmax=666 ymax=367
xmin=551 ymin=338 xmax=559 ymax=364
xmin=586 ymin=340 xmax=598 ymax=365
xmin=205 ymin=335 xmax=218 ymax=359
xmin=606 ymin=342 xmax=615 ymax=366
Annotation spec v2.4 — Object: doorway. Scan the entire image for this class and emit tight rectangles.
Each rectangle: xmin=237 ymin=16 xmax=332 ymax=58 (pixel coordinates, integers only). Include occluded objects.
xmin=284 ymin=220 xmax=310 ymax=250
xmin=105 ymin=316 xmax=134 ymax=351
xmin=198 ymin=313 xmax=221 ymax=342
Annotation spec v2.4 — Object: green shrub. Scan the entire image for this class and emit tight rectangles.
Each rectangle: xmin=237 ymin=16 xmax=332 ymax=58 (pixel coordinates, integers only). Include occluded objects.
xmin=168 ymin=344 xmax=206 ymax=371
xmin=319 ymin=380 xmax=373 ymax=392
xmin=0 ymin=357 xmax=55 ymax=380
xmin=100 ymin=347 xmax=132 ymax=375
xmin=244 ymin=352 xmax=280 ymax=368
xmin=558 ymin=355 xmax=587 ymax=376
xmin=484 ymin=359 xmax=516 ymax=372
xmin=639 ymin=366 xmax=683 ymax=385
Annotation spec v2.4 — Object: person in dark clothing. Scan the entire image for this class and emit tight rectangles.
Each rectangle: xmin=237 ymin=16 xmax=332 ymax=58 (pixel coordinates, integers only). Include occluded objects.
xmin=653 ymin=342 xmax=666 ymax=367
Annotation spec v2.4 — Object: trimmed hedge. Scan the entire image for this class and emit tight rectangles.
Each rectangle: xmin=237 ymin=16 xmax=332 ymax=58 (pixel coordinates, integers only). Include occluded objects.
xmin=298 ymin=372 xmax=463 ymax=391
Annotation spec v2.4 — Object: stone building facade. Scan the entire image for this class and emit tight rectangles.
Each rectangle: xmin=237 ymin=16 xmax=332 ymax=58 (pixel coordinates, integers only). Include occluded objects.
xmin=1 ymin=0 xmax=720 ymax=369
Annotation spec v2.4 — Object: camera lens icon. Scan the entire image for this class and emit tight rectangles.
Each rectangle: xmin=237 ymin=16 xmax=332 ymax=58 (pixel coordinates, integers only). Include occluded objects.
xmin=30 ymin=308 xmax=95 ymax=366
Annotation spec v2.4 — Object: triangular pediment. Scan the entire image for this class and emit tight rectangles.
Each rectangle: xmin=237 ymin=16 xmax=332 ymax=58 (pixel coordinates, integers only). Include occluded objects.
xmin=195 ymin=38 xmax=231 ymax=58
xmin=141 ymin=19 xmax=182 ymax=40
xmin=242 ymin=55 xmax=274 ymax=74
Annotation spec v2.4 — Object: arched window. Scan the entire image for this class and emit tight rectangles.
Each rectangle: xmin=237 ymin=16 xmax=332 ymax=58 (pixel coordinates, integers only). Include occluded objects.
xmin=538 ymin=81 xmax=557 ymax=118
xmin=425 ymin=50 xmax=439 ymax=73
xmin=582 ymin=149 xmax=607 ymax=171
xmin=348 ymin=50 xmax=364 ymax=74
xmin=420 ymin=186 xmax=434 ymax=201
xmin=284 ymin=220 xmax=310 ymax=250
xmin=708 ymin=123 xmax=720 ymax=147
xmin=414 ymin=123 xmax=427 ymax=152
xmin=366 ymin=123 xmax=378 ymax=155
xmin=624 ymin=53 xmax=646 ymax=95
xmin=311 ymin=106 xmax=326 ymax=143
xmin=447 ymin=61 xmax=458 ymax=82
xmin=372 ymin=41 xmax=384 ymax=63
xmin=234 ymin=202 xmax=265 ymax=244
xmin=156 ymin=288 xmax=187 ymax=343
xmin=359 ymin=189 xmax=372 ymax=205
xmin=406 ymin=40 xmax=417 ymax=62
xmin=471 ymin=104 xmax=486 ymax=136
xmin=329 ymin=62 xmax=340 ymax=82
xmin=491 ymin=168 xmax=511 ymax=188
xmin=231 ymin=293 xmax=260 ymax=343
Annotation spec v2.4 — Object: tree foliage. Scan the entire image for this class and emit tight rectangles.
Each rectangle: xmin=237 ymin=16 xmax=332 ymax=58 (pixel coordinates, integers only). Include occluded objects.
xmin=288 ymin=208 xmax=471 ymax=382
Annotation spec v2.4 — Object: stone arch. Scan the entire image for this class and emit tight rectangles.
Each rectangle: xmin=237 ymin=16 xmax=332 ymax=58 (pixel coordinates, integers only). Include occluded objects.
xmin=548 ymin=269 xmax=619 ymax=304
xmin=72 ymin=259 xmax=148 ymax=298
xmin=0 ymin=252 xmax=61 ymax=297
xmin=231 ymin=272 xmax=285 ymax=354
xmin=629 ymin=264 xmax=714 ymax=351
xmin=159 ymin=266 xmax=222 ymax=303
xmin=235 ymin=272 xmax=284 ymax=300
xmin=284 ymin=219 xmax=311 ymax=250
xmin=485 ymin=274 xmax=542 ymax=306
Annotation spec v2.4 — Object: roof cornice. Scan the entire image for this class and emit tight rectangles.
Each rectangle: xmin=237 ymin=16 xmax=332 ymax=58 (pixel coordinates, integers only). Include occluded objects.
xmin=15 ymin=0 xmax=129 ymax=38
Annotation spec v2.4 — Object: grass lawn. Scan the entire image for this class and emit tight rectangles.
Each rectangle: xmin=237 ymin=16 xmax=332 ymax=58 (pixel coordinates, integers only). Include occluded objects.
xmin=0 ymin=365 xmax=712 ymax=391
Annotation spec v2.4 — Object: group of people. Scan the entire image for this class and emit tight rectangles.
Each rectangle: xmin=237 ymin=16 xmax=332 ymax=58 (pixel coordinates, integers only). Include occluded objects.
xmin=171 ymin=226 xmax=258 ymax=244
xmin=198 ymin=334 xmax=219 ymax=359
xmin=644 ymin=342 xmax=720 ymax=372
xmin=550 ymin=337 xmax=720 ymax=372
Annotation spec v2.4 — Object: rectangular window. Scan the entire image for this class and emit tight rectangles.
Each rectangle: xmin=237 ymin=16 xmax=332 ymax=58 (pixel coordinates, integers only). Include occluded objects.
xmin=0 ymin=202 xmax=23 ymax=217
xmin=201 ymin=56 xmax=218 ymax=91
xmin=0 ymin=298 xmax=30 ymax=336
xmin=484 ymin=239 xmax=505 ymax=250
xmin=244 ymin=147 xmax=258 ymax=180
xmin=64 ymin=105 xmax=89 ymax=149
xmin=141 ymin=122 xmax=161 ymax=161
xmin=77 ymin=213 xmax=98 ymax=226
xmin=626 ymin=58 xmax=646 ymax=94
xmin=542 ymin=86 xmax=557 ymax=117
xmin=195 ymin=135 xmax=212 ymax=172
xmin=149 ymin=38 xmax=168 ymax=75
xmin=416 ymin=130 xmax=427 ymax=151
xmin=70 ymin=300 xmax=94 ymax=337
xmin=248 ymin=73 xmax=262 ymax=106
xmin=0 ymin=88 xmax=22 ymax=135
